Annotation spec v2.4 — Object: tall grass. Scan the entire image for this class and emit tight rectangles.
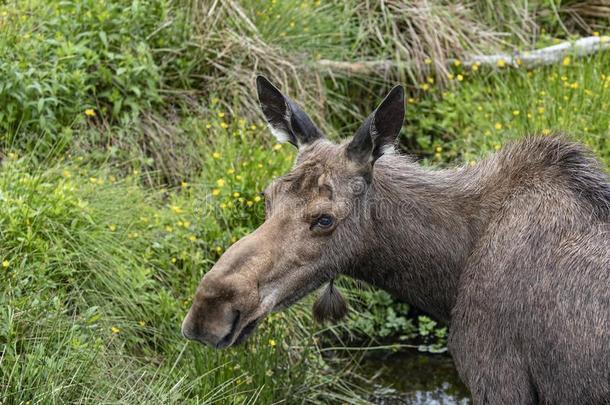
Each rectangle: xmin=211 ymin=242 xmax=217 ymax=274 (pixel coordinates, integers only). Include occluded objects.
xmin=0 ymin=123 xmax=365 ymax=403
xmin=3 ymin=0 xmax=606 ymax=180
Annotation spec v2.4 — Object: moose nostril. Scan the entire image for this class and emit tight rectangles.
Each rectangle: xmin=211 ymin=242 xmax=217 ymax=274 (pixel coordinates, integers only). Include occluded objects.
xmin=215 ymin=310 xmax=241 ymax=349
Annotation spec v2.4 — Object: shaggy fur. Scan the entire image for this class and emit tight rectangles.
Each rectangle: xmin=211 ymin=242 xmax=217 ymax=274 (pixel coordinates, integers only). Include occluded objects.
xmin=312 ymin=279 xmax=349 ymax=323
xmin=183 ymin=78 xmax=610 ymax=404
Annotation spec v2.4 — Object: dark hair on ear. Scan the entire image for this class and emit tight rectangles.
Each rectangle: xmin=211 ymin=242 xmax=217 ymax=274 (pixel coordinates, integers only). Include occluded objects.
xmin=312 ymin=279 xmax=348 ymax=324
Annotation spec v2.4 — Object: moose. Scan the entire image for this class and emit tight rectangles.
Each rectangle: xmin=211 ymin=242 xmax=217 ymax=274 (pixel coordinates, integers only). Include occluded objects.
xmin=182 ymin=76 xmax=610 ymax=404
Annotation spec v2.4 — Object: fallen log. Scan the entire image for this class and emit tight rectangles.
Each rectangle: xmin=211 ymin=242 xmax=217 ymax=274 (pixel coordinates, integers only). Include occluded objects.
xmin=316 ymin=36 xmax=610 ymax=75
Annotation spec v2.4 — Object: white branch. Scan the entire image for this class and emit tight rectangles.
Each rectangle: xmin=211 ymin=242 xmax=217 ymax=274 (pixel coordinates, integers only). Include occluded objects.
xmin=315 ymin=36 xmax=610 ymax=74
xmin=462 ymin=36 xmax=610 ymax=68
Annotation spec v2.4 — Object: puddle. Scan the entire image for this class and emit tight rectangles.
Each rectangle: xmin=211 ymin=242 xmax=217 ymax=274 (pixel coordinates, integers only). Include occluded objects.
xmin=360 ymin=350 xmax=471 ymax=404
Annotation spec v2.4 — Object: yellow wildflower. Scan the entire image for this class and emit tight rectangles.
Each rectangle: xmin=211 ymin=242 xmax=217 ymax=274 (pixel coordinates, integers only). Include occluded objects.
xmin=236 ymin=175 xmax=243 ymax=181
xmin=420 ymin=83 xmax=430 ymax=91
xmin=215 ymin=246 xmax=223 ymax=253
xmin=212 ymin=189 xmax=220 ymax=196
xmin=254 ymin=195 xmax=262 ymax=203
xmin=273 ymin=143 xmax=282 ymax=151
xmin=165 ymin=225 xmax=173 ymax=232
xmin=220 ymin=122 xmax=229 ymax=129
xmin=233 ymin=192 xmax=240 ymax=198
xmin=512 ymin=110 xmax=520 ymax=116
xmin=181 ymin=181 xmax=189 ymax=188
xmin=453 ymin=59 xmax=461 ymax=66
xmin=570 ymin=82 xmax=579 ymax=89
xmin=427 ymin=76 xmax=434 ymax=84
xmin=447 ymin=73 xmax=454 ymax=80
xmin=216 ymin=178 xmax=225 ymax=187
xmin=542 ymin=128 xmax=551 ymax=136
xmin=497 ymin=59 xmax=506 ymax=68
xmin=188 ymin=235 xmax=197 ymax=242
xmin=494 ymin=123 xmax=502 ymax=130
xmin=2 ymin=260 xmax=9 ymax=268
xmin=206 ymin=123 xmax=212 ymax=129
xmin=212 ymin=152 xmax=221 ymax=159
xmin=408 ymin=98 xmax=416 ymax=104
xmin=424 ymin=58 xmax=432 ymax=65
xmin=457 ymin=74 xmax=464 ymax=81
xmin=171 ymin=257 xmax=177 ymax=263
xmin=85 ymin=108 xmax=96 ymax=117
xmin=217 ymin=112 xmax=225 ymax=118
xmin=108 ymin=224 xmax=117 ymax=231
xmin=268 ymin=339 xmax=277 ymax=347
xmin=111 ymin=326 xmax=120 ymax=334
xmin=562 ymin=57 xmax=570 ymax=66
xmin=139 ymin=320 xmax=146 ymax=326
xmin=170 ymin=205 xmax=183 ymax=214
xmin=538 ymin=107 xmax=545 ymax=114
xmin=227 ymin=168 xmax=235 ymax=174
xmin=246 ymin=200 xmax=253 ymax=207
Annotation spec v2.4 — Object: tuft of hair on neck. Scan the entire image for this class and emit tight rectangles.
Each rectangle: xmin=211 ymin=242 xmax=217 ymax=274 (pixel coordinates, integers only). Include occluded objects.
xmin=312 ymin=279 xmax=349 ymax=324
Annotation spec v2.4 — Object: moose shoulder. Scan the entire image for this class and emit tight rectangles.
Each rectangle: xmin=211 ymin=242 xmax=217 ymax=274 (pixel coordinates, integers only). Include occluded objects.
xmin=182 ymin=76 xmax=610 ymax=404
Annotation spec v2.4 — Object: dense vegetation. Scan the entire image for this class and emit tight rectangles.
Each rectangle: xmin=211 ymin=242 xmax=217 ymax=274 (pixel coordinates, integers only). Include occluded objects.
xmin=0 ymin=0 xmax=608 ymax=402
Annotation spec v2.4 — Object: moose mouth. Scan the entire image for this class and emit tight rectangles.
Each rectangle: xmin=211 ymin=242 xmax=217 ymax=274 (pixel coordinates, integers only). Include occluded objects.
xmin=215 ymin=312 xmax=262 ymax=349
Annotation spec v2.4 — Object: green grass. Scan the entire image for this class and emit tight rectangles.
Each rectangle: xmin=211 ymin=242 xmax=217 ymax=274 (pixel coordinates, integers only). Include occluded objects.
xmin=402 ymin=50 xmax=610 ymax=168
xmin=0 ymin=127 xmax=362 ymax=403
xmin=1 ymin=0 xmax=609 ymax=403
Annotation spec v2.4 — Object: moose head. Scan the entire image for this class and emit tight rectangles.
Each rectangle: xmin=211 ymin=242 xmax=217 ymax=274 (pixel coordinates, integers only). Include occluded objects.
xmin=182 ymin=76 xmax=405 ymax=348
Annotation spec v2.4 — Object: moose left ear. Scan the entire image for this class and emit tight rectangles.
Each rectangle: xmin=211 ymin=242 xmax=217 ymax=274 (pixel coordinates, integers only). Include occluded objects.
xmin=346 ymin=85 xmax=405 ymax=165
xmin=256 ymin=75 xmax=324 ymax=148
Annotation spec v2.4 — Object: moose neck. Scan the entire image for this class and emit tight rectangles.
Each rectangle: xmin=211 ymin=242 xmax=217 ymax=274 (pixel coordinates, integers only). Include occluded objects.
xmin=349 ymin=155 xmax=491 ymax=324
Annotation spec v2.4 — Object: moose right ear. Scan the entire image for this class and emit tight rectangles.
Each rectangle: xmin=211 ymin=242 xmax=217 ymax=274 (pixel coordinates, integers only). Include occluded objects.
xmin=256 ymin=75 xmax=324 ymax=148
xmin=346 ymin=85 xmax=405 ymax=165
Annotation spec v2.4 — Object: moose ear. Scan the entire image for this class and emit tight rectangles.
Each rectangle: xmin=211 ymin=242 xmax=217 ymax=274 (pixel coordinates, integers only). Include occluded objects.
xmin=346 ymin=85 xmax=405 ymax=165
xmin=256 ymin=75 xmax=324 ymax=148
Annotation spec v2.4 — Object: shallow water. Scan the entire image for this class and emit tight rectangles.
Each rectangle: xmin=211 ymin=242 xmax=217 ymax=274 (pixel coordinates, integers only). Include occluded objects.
xmin=360 ymin=350 xmax=471 ymax=404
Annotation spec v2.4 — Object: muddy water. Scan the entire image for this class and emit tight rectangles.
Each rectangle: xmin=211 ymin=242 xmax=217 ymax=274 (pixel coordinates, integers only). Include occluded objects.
xmin=360 ymin=350 xmax=471 ymax=404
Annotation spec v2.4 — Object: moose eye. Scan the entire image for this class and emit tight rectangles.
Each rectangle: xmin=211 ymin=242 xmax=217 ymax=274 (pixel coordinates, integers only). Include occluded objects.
xmin=314 ymin=214 xmax=334 ymax=229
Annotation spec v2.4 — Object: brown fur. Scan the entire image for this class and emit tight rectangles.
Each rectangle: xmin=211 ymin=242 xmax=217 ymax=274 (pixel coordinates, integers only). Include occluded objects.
xmin=183 ymin=77 xmax=610 ymax=403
